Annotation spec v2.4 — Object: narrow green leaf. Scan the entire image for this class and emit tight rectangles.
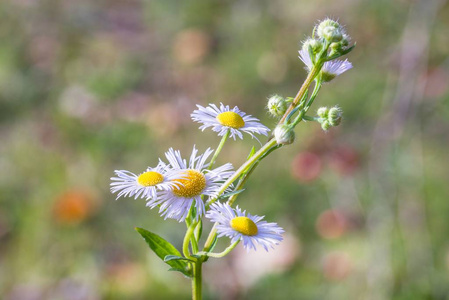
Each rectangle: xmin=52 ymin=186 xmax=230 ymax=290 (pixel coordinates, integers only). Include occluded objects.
xmin=246 ymin=146 xmax=256 ymax=160
xmin=209 ymin=236 xmax=219 ymax=252
xmin=216 ymin=189 xmax=245 ymax=201
xmin=168 ymin=267 xmax=192 ymax=277
xmin=164 ymin=255 xmax=194 ymax=263
xmin=325 ymin=43 xmax=356 ymax=61
xmin=135 ymin=227 xmax=191 ymax=277
xmin=194 ymin=220 xmax=202 ymax=242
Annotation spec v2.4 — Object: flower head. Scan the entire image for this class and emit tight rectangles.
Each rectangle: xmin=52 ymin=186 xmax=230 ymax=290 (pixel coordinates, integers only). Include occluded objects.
xmin=206 ymin=202 xmax=284 ymax=251
xmin=298 ymin=49 xmax=352 ymax=82
xmin=148 ymin=146 xmax=234 ymax=222
xmin=191 ymin=103 xmax=270 ymax=140
xmin=110 ymin=162 xmax=183 ymax=200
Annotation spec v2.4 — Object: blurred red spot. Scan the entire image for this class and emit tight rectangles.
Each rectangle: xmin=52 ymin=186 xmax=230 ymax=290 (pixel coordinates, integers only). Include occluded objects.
xmin=423 ymin=67 xmax=449 ymax=99
xmin=316 ymin=210 xmax=348 ymax=239
xmin=53 ymin=190 xmax=93 ymax=225
xmin=328 ymin=146 xmax=359 ymax=176
xmin=291 ymin=152 xmax=322 ymax=182
xmin=322 ymin=251 xmax=352 ymax=281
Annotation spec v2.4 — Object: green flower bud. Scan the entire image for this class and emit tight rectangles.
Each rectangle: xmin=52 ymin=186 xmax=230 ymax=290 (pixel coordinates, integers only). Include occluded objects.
xmin=341 ymin=34 xmax=350 ymax=47
xmin=323 ymin=27 xmax=343 ymax=43
xmin=321 ymin=120 xmax=331 ymax=131
xmin=317 ymin=19 xmax=343 ymax=43
xmin=274 ymin=124 xmax=295 ymax=145
xmin=302 ymin=38 xmax=323 ymax=54
xmin=267 ymin=95 xmax=287 ymax=117
xmin=328 ymin=106 xmax=343 ymax=126
xmin=317 ymin=107 xmax=329 ymax=118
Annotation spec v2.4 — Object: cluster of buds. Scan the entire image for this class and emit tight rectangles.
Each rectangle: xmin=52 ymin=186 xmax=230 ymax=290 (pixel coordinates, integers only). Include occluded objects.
xmin=300 ymin=18 xmax=354 ymax=83
xmin=316 ymin=106 xmax=343 ymax=131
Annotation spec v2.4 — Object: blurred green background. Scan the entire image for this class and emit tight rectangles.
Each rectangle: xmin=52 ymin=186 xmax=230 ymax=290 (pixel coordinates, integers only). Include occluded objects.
xmin=1 ymin=0 xmax=449 ymax=299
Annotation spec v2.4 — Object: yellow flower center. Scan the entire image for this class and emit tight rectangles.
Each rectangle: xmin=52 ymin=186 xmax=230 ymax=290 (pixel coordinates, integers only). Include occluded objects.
xmin=137 ymin=171 xmax=164 ymax=187
xmin=230 ymin=216 xmax=258 ymax=236
xmin=173 ymin=170 xmax=206 ymax=198
xmin=216 ymin=111 xmax=245 ymax=129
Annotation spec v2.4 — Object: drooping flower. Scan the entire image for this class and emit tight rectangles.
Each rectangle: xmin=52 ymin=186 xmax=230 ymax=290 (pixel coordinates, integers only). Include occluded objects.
xmin=191 ymin=103 xmax=270 ymax=140
xmin=206 ymin=202 xmax=284 ymax=251
xmin=148 ymin=146 xmax=234 ymax=222
xmin=298 ymin=49 xmax=353 ymax=82
xmin=110 ymin=162 xmax=183 ymax=200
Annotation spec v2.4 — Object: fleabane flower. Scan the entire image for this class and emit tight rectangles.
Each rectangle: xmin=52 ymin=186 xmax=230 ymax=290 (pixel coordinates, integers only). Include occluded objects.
xmin=148 ymin=146 xmax=234 ymax=222
xmin=298 ymin=49 xmax=352 ymax=82
xmin=110 ymin=162 xmax=183 ymax=200
xmin=191 ymin=103 xmax=270 ymax=140
xmin=206 ymin=202 xmax=284 ymax=252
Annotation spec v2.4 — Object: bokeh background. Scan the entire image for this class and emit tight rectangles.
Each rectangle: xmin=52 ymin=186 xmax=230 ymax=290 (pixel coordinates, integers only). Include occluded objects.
xmin=1 ymin=0 xmax=449 ymax=299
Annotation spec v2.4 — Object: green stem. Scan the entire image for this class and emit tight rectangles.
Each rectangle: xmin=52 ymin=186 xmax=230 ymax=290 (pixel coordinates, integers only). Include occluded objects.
xmin=202 ymin=59 xmax=323 ymax=254
xmin=279 ymin=65 xmax=320 ymax=125
xmin=192 ymin=261 xmax=202 ymax=300
xmin=206 ymin=138 xmax=277 ymax=207
xmin=304 ymin=78 xmax=322 ymax=111
xmin=203 ymin=225 xmax=217 ymax=252
xmin=199 ymin=241 xmax=240 ymax=258
xmin=208 ymin=130 xmax=230 ymax=170
xmin=183 ymin=223 xmax=196 ymax=259
xmin=203 ymin=139 xmax=278 ymax=251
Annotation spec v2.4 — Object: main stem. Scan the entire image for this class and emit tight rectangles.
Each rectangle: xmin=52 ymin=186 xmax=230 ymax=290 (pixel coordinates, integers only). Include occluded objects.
xmin=192 ymin=261 xmax=202 ymax=300
xmin=278 ymin=65 xmax=320 ymax=125
xmin=203 ymin=67 xmax=320 ymax=253
xmin=198 ymin=62 xmax=323 ymax=298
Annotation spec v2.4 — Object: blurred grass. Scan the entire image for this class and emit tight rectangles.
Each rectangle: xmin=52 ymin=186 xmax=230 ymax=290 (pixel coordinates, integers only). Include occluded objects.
xmin=0 ymin=0 xmax=449 ymax=299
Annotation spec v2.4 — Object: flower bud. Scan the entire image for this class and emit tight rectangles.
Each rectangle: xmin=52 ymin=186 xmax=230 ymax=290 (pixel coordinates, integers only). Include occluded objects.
xmin=274 ymin=124 xmax=295 ymax=145
xmin=328 ymin=106 xmax=343 ymax=126
xmin=321 ymin=120 xmax=331 ymax=131
xmin=323 ymin=27 xmax=343 ymax=43
xmin=267 ymin=95 xmax=287 ymax=117
xmin=341 ymin=34 xmax=350 ymax=47
xmin=317 ymin=107 xmax=329 ymax=118
xmin=302 ymin=38 xmax=323 ymax=54
xmin=317 ymin=19 xmax=343 ymax=43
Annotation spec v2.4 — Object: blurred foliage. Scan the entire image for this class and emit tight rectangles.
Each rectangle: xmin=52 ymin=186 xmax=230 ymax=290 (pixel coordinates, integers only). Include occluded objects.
xmin=0 ymin=0 xmax=448 ymax=299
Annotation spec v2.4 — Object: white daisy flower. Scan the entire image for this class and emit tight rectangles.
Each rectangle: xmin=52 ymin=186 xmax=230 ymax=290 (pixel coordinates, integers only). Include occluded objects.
xmin=206 ymin=202 xmax=284 ymax=252
xmin=298 ymin=49 xmax=352 ymax=82
xmin=110 ymin=162 xmax=183 ymax=200
xmin=148 ymin=146 xmax=234 ymax=222
xmin=191 ymin=103 xmax=270 ymax=140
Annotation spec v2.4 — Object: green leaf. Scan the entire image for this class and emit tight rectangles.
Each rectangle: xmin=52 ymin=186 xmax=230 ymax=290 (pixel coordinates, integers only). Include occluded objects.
xmin=246 ymin=146 xmax=256 ymax=160
xmin=209 ymin=236 xmax=219 ymax=252
xmin=216 ymin=189 xmax=245 ymax=201
xmin=194 ymin=220 xmax=202 ymax=242
xmin=135 ymin=227 xmax=192 ymax=277
xmin=325 ymin=43 xmax=356 ymax=61
xmin=164 ymin=255 xmax=194 ymax=263
xmin=168 ymin=267 xmax=192 ymax=276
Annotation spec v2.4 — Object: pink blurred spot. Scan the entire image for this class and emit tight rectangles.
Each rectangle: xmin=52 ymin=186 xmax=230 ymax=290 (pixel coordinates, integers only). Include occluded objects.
xmin=316 ymin=210 xmax=348 ymax=239
xmin=322 ymin=251 xmax=352 ymax=281
xmin=291 ymin=152 xmax=322 ymax=182
xmin=423 ymin=67 xmax=449 ymax=99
